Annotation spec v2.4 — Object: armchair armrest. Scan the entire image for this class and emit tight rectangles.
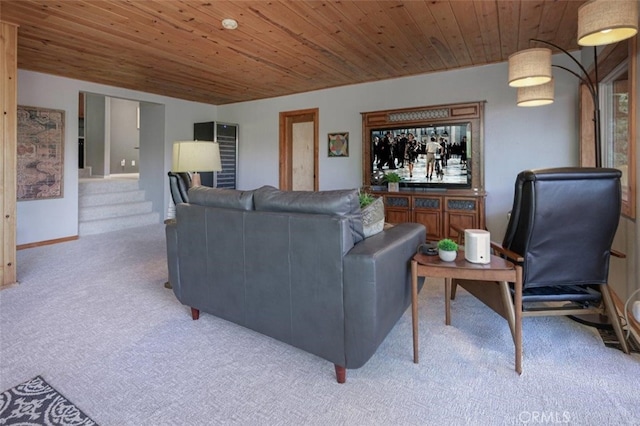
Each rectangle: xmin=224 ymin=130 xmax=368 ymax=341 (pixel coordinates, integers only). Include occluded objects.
xmin=610 ymin=249 xmax=626 ymax=258
xmin=490 ymin=241 xmax=524 ymax=263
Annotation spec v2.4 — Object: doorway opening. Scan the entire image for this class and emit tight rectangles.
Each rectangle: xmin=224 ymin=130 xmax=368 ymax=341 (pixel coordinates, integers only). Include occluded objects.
xmin=77 ymin=92 xmax=166 ymax=235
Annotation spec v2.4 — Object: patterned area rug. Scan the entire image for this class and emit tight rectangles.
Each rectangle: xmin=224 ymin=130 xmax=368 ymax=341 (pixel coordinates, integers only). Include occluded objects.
xmin=0 ymin=376 xmax=96 ymax=425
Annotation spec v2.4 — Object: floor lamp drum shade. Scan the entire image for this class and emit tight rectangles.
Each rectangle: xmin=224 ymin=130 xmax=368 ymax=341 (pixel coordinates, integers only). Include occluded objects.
xmin=517 ymin=79 xmax=554 ymax=107
xmin=578 ymin=0 xmax=638 ymax=46
xmin=172 ymin=141 xmax=222 ymax=173
xmin=508 ymin=48 xmax=552 ymax=88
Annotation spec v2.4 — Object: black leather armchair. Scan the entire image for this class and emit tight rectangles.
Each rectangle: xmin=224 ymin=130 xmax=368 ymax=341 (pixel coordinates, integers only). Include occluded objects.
xmin=165 ymin=172 xmax=192 ymax=290
xmin=454 ymin=167 xmax=630 ymax=359
xmin=168 ymin=172 xmax=192 ymax=205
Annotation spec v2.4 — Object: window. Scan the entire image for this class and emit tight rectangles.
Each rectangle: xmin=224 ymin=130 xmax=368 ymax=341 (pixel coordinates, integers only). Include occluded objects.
xmin=581 ymin=38 xmax=636 ymax=219
xmin=600 ymin=40 xmax=636 ymax=219
xmin=601 ymin=61 xmax=634 ymax=218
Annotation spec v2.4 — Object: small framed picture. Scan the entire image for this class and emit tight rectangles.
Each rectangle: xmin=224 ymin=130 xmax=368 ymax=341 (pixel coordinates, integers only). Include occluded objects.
xmin=328 ymin=132 xmax=349 ymax=157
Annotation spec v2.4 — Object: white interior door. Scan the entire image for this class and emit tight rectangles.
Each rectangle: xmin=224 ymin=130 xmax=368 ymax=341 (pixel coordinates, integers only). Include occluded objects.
xmin=292 ymin=121 xmax=314 ymax=190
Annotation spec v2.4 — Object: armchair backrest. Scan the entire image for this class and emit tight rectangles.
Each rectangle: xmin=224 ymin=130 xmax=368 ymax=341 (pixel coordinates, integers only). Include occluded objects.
xmin=168 ymin=172 xmax=191 ymax=205
xmin=502 ymin=167 xmax=622 ymax=289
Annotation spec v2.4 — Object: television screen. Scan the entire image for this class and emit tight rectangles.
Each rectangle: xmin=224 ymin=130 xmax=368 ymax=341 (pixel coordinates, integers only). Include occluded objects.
xmin=369 ymin=122 xmax=471 ymax=189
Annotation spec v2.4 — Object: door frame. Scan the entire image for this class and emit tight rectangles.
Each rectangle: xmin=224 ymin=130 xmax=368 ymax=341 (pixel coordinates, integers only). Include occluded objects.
xmin=278 ymin=108 xmax=319 ymax=191
xmin=1 ymin=21 xmax=18 ymax=288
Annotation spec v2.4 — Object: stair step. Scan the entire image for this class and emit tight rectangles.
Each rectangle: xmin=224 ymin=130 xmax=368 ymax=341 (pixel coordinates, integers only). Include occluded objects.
xmin=79 ymin=178 xmax=139 ymax=195
xmin=79 ymin=212 xmax=160 ymax=236
xmin=79 ymin=201 xmax=153 ymax=221
xmin=77 ymin=176 xmax=160 ymax=236
xmin=80 ymin=190 xmax=146 ymax=207
xmin=78 ymin=167 xmax=92 ymax=179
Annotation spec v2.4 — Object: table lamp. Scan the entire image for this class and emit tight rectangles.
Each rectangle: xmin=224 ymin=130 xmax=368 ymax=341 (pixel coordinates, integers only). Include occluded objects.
xmin=172 ymin=140 xmax=222 ymax=187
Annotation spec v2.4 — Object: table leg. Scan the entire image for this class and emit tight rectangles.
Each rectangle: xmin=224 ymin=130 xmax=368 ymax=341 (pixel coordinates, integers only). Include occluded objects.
xmin=499 ymin=281 xmax=516 ymax=341
xmin=514 ymin=265 xmax=523 ymax=374
xmin=445 ymin=277 xmax=452 ymax=326
xmin=411 ymin=259 xmax=419 ymax=364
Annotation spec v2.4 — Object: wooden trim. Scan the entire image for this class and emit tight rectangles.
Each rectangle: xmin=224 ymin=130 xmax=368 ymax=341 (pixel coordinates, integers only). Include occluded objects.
xmin=1 ymin=21 xmax=18 ymax=288
xmin=624 ymin=37 xmax=636 ymax=219
xmin=17 ymin=236 xmax=79 ymax=251
xmin=579 ymin=83 xmax=596 ymax=167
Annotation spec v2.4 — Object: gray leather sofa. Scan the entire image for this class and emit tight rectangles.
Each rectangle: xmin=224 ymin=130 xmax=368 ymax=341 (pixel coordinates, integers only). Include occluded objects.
xmin=166 ymin=185 xmax=425 ymax=383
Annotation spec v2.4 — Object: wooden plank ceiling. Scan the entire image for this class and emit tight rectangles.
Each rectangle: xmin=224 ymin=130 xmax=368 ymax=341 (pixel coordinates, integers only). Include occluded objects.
xmin=1 ymin=0 xmax=585 ymax=105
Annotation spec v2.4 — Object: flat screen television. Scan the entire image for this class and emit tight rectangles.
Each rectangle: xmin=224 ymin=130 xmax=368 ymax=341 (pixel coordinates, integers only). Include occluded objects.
xmin=370 ymin=122 xmax=471 ymax=189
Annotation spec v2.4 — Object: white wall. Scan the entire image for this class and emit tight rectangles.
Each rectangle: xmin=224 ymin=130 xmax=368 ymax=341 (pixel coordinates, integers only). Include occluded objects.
xmin=85 ymin=93 xmax=107 ymax=176
xmin=218 ymin=54 xmax=580 ymax=240
xmin=109 ymin=98 xmax=139 ymax=174
xmin=17 ymin=70 xmax=216 ymax=245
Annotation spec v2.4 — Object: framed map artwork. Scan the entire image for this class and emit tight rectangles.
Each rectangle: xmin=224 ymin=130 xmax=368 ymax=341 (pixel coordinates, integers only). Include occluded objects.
xmin=17 ymin=106 xmax=65 ymax=201
xmin=328 ymin=132 xmax=349 ymax=157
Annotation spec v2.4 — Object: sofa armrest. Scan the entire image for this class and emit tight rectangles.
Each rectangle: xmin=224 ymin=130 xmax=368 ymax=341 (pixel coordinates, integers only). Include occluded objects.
xmin=342 ymin=222 xmax=426 ymax=368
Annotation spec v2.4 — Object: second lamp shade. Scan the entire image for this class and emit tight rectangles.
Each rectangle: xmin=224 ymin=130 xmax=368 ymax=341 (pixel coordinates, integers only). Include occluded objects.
xmin=517 ymin=79 xmax=554 ymax=107
xmin=508 ymin=48 xmax=552 ymax=88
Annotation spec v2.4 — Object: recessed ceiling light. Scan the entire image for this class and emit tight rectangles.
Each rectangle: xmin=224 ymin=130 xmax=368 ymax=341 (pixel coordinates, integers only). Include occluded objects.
xmin=221 ymin=18 xmax=238 ymax=30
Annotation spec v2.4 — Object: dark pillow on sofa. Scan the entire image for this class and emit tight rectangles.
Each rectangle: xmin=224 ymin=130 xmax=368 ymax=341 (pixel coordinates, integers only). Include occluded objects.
xmin=188 ymin=186 xmax=254 ymax=211
xmin=254 ymin=185 xmax=365 ymax=243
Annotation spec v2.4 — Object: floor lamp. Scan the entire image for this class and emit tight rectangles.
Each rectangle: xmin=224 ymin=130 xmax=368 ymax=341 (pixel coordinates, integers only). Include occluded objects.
xmin=507 ymin=0 xmax=638 ymax=168
xmin=172 ymin=140 xmax=222 ymax=187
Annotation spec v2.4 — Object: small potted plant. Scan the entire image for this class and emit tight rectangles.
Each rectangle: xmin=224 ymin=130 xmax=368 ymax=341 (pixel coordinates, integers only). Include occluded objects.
xmin=437 ymin=238 xmax=458 ymax=262
xmin=384 ymin=172 xmax=402 ymax=192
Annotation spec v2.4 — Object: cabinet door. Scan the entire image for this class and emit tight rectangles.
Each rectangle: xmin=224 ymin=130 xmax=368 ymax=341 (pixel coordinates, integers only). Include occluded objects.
xmin=413 ymin=196 xmax=442 ymax=240
xmin=445 ymin=197 xmax=479 ymax=238
xmin=383 ymin=194 xmax=411 ymax=224
xmin=387 ymin=209 xmax=412 ymax=224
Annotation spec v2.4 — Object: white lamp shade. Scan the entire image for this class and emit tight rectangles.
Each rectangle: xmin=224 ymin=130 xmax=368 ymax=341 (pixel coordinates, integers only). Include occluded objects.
xmin=172 ymin=141 xmax=222 ymax=172
xmin=508 ymin=48 xmax=552 ymax=88
xmin=517 ymin=79 xmax=554 ymax=107
xmin=578 ymin=0 xmax=638 ymax=46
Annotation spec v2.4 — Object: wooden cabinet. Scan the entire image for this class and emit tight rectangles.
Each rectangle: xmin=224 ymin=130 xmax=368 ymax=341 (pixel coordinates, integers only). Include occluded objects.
xmin=194 ymin=121 xmax=239 ymax=188
xmin=374 ymin=190 xmax=485 ymax=241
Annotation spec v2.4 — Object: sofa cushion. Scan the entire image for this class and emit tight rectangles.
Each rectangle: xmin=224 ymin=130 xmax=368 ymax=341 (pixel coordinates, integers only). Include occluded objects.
xmin=254 ymin=185 xmax=365 ymax=243
xmin=361 ymin=197 xmax=385 ymax=238
xmin=188 ymin=186 xmax=254 ymax=210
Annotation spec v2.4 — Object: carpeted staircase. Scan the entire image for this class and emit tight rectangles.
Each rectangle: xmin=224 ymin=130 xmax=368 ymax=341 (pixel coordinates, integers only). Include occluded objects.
xmin=78 ymin=177 xmax=160 ymax=236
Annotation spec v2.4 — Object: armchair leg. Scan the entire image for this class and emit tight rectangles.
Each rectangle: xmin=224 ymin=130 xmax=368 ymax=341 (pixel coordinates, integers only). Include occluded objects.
xmin=499 ymin=281 xmax=517 ymax=342
xmin=334 ymin=365 xmax=346 ymax=383
xmin=599 ymin=284 xmax=630 ymax=354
